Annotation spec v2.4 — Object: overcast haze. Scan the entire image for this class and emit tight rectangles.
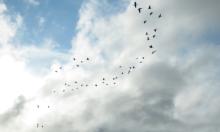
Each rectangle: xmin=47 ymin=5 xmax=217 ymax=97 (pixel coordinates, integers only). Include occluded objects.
xmin=0 ymin=0 xmax=220 ymax=132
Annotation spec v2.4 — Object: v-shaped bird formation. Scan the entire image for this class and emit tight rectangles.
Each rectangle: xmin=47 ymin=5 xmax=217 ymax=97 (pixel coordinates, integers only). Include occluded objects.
xmin=35 ymin=1 xmax=163 ymax=129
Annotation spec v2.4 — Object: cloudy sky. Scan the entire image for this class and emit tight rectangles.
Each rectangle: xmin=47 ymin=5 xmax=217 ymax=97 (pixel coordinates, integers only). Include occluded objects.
xmin=0 ymin=0 xmax=220 ymax=131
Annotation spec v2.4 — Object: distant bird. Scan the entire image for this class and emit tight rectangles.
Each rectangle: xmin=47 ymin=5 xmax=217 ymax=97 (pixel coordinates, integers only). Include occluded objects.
xmin=113 ymin=82 xmax=116 ymax=85
xmin=147 ymin=37 xmax=150 ymax=40
xmin=142 ymin=57 xmax=145 ymax=59
xmin=138 ymin=8 xmax=142 ymax=13
xmin=86 ymin=57 xmax=89 ymax=61
xmin=132 ymin=66 xmax=135 ymax=69
xmin=145 ymin=32 xmax=148 ymax=35
xmin=148 ymin=5 xmax=151 ymax=9
xmin=95 ymin=84 xmax=98 ymax=87
xmin=73 ymin=58 xmax=76 ymax=61
xmin=136 ymin=57 xmax=139 ymax=59
xmin=102 ymin=78 xmax=105 ymax=81
xmin=41 ymin=125 xmax=44 ymax=128
xmin=86 ymin=84 xmax=88 ymax=87
xmin=55 ymin=70 xmax=58 ymax=73
xmin=59 ymin=66 xmax=62 ymax=69
xmin=144 ymin=20 xmax=147 ymax=24
xmin=119 ymin=65 xmax=122 ymax=68
xmin=74 ymin=81 xmax=77 ymax=84
xmin=152 ymin=35 xmax=156 ymax=38
xmin=121 ymin=72 xmax=124 ymax=75
xmin=76 ymin=64 xmax=79 ymax=67
xmin=37 ymin=105 xmax=39 ymax=108
xmin=80 ymin=61 xmax=83 ymax=63
xmin=154 ymin=28 xmax=157 ymax=32
xmin=48 ymin=106 xmax=50 ymax=108
xmin=158 ymin=14 xmax=162 ymax=18
xmin=81 ymin=84 xmax=84 ymax=87
xmin=139 ymin=61 xmax=143 ymax=63
xmin=149 ymin=45 xmax=153 ymax=48
xmin=134 ymin=2 xmax=137 ymax=8
xmin=150 ymin=12 xmax=153 ymax=15
xmin=152 ymin=50 xmax=157 ymax=54
xmin=128 ymin=70 xmax=131 ymax=74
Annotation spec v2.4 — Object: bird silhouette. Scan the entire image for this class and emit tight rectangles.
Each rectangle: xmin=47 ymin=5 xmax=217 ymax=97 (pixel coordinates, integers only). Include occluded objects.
xmin=152 ymin=50 xmax=157 ymax=54
xmin=149 ymin=45 xmax=153 ymax=48
xmin=134 ymin=2 xmax=137 ymax=8
xmin=154 ymin=28 xmax=157 ymax=32
xmin=148 ymin=5 xmax=151 ymax=9
xmin=158 ymin=14 xmax=162 ymax=18
xmin=145 ymin=32 xmax=148 ymax=35
xmin=144 ymin=20 xmax=147 ymax=24
xmin=150 ymin=12 xmax=153 ymax=15
xmin=138 ymin=8 xmax=142 ymax=13
xmin=152 ymin=35 xmax=156 ymax=38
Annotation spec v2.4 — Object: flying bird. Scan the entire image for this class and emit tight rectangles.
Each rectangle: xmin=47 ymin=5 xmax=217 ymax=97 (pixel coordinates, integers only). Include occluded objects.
xmin=134 ymin=2 xmax=137 ymax=8
xmin=144 ymin=20 xmax=147 ymax=24
xmin=154 ymin=28 xmax=157 ymax=32
xmin=149 ymin=45 xmax=153 ymax=48
xmin=158 ymin=14 xmax=162 ymax=18
xmin=86 ymin=57 xmax=89 ymax=61
xmin=145 ymin=32 xmax=148 ymax=35
xmin=148 ymin=5 xmax=151 ymax=9
xmin=152 ymin=35 xmax=156 ymax=38
xmin=152 ymin=50 xmax=157 ymax=54
xmin=150 ymin=12 xmax=153 ymax=15
xmin=147 ymin=37 xmax=150 ymax=40
xmin=73 ymin=58 xmax=76 ymax=61
xmin=138 ymin=8 xmax=142 ymax=13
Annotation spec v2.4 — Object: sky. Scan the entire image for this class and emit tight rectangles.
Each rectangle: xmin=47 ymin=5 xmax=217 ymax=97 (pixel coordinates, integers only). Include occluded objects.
xmin=0 ymin=0 xmax=220 ymax=132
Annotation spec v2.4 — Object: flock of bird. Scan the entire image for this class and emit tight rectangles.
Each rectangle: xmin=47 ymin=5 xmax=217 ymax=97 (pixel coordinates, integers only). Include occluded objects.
xmin=35 ymin=1 xmax=162 ymax=129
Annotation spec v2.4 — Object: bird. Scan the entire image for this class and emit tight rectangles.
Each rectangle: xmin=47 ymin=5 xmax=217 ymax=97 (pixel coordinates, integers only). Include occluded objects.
xmin=48 ymin=106 xmax=50 ymax=108
xmin=142 ymin=57 xmax=145 ymax=59
xmin=145 ymin=32 xmax=148 ymax=35
xmin=139 ymin=61 xmax=143 ymax=63
xmin=81 ymin=61 xmax=83 ymax=63
xmin=144 ymin=20 xmax=147 ymax=24
xmin=148 ymin=5 xmax=151 ymax=9
xmin=128 ymin=70 xmax=131 ymax=74
xmin=74 ymin=81 xmax=77 ymax=84
xmin=119 ymin=65 xmax=122 ymax=68
xmin=73 ymin=58 xmax=76 ymax=61
xmin=121 ymin=72 xmax=124 ymax=75
xmin=154 ymin=28 xmax=157 ymax=32
xmin=138 ymin=8 xmax=142 ymax=13
xmin=59 ymin=66 xmax=62 ymax=69
xmin=95 ymin=84 xmax=98 ymax=87
xmin=41 ymin=125 xmax=44 ymax=128
xmin=150 ymin=12 xmax=153 ymax=15
xmin=86 ymin=57 xmax=89 ymax=61
xmin=132 ymin=66 xmax=135 ymax=69
xmin=147 ymin=37 xmax=150 ymax=40
xmin=55 ymin=70 xmax=58 ymax=73
xmin=86 ymin=84 xmax=88 ymax=87
xmin=149 ymin=45 xmax=153 ymax=48
xmin=158 ymin=14 xmax=162 ymax=18
xmin=152 ymin=34 xmax=156 ymax=38
xmin=134 ymin=2 xmax=137 ymax=8
xmin=102 ymin=78 xmax=105 ymax=81
xmin=37 ymin=105 xmax=39 ymax=108
xmin=152 ymin=50 xmax=157 ymax=54
xmin=76 ymin=64 xmax=79 ymax=67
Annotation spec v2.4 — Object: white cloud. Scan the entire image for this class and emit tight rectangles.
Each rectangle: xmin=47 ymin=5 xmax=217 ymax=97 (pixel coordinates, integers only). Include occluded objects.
xmin=0 ymin=0 xmax=220 ymax=132
xmin=24 ymin=0 xmax=40 ymax=6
